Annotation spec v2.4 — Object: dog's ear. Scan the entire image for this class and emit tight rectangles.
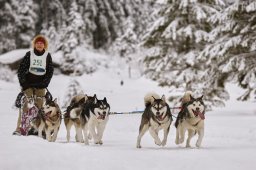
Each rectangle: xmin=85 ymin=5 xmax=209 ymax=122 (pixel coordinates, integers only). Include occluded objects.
xmin=161 ymin=95 xmax=166 ymax=102
xmin=93 ymin=95 xmax=98 ymax=104
xmin=84 ymin=94 xmax=88 ymax=102
xmin=53 ymin=98 xmax=58 ymax=103
xmin=190 ymin=94 xmax=195 ymax=101
xmin=94 ymin=98 xmax=98 ymax=104
xmin=198 ymin=95 xmax=204 ymax=100
xmin=103 ymin=97 xmax=107 ymax=102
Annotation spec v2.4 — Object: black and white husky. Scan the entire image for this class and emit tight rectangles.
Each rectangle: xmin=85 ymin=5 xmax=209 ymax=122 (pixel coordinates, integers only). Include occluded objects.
xmin=175 ymin=91 xmax=205 ymax=148
xmin=81 ymin=94 xmax=110 ymax=145
xmin=136 ymin=92 xmax=172 ymax=148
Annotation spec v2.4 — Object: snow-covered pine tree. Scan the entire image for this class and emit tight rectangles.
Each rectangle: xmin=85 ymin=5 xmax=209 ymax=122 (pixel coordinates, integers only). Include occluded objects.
xmin=60 ymin=0 xmax=85 ymax=75
xmin=110 ymin=17 xmax=138 ymax=59
xmin=14 ymin=0 xmax=38 ymax=48
xmin=40 ymin=21 xmax=61 ymax=53
xmin=38 ymin=0 xmax=66 ymax=53
xmin=0 ymin=0 xmax=38 ymax=53
xmin=200 ymin=0 xmax=256 ymax=102
xmin=109 ymin=0 xmax=159 ymax=59
xmin=36 ymin=0 xmax=66 ymax=31
xmin=79 ymin=0 xmax=97 ymax=46
xmin=77 ymin=0 xmax=157 ymax=50
xmin=0 ymin=0 xmax=17 ymax=53
xmin=58 ymin=0 xmax=121 ymax=49
xmin=143 ymin=0 xmax=225 ymax=107
xmin=62 ymin=78 xmax=84 ymax=108
xmin=86 ymin=0 xmax=122 ymax=49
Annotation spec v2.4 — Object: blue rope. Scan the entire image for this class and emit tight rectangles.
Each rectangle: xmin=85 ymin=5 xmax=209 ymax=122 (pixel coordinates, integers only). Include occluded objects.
xmin=111 ymin=107 xmax=181 ymax=116
xmin=110 ymin=111 xmax=144 ymax=115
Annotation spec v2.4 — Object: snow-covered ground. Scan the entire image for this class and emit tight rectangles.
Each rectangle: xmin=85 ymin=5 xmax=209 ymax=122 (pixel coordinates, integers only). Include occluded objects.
xmin=0 ymin=50 xmax=256 ymax=170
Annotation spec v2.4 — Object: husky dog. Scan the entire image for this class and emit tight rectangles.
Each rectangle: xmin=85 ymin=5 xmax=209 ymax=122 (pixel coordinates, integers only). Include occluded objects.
xmin=30 ymin=98 xmax=61 ymax=142
xmin=175 ymin=91 xmax=205 ymax=148
xmin=81 ymin=94 xmax=110 ymax=145
xmin=136 ymin=92 xmax=172 ymax=148
xmin=64 ymin=94 xmax=87 ymax=143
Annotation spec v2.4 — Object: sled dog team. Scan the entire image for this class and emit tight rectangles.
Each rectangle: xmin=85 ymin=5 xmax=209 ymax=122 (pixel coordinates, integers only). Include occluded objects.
xmin=26 ymin=91 xmax=206 ymax=148
xmin=30 ymin=94 xmax=110 ymax=145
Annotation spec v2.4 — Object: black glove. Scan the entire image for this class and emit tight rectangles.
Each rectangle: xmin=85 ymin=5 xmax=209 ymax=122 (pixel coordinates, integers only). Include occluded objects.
xmin=15 ymin=91 xmax=24 ymax=108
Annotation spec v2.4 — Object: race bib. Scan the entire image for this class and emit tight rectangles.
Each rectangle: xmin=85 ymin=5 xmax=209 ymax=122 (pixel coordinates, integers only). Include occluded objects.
xmin=29 ymin=50 xmax=48 ymax=75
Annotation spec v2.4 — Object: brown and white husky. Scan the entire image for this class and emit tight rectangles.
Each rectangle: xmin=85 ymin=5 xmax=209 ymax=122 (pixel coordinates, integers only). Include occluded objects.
xmin=175 ymin=91 xmax=206 ymax=148
xmin=64 ymin=94 xmax=87 ymax=143
xmin=31 ymin=98 xmax=61 ymax=142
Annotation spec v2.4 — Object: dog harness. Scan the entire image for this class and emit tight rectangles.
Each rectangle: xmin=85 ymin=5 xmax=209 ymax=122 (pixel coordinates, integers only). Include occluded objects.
xmin=29 ymin=49 xmax=48 ymax=75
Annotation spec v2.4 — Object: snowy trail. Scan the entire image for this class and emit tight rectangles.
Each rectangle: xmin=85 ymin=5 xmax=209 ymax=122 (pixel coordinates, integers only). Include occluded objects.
xmin=0 ymin=74 xmax=256 ymax=170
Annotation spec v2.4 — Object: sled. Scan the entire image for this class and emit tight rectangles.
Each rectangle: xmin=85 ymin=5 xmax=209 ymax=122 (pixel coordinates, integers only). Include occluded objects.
xmin=20 ymin=106 xmax=39 ymax=136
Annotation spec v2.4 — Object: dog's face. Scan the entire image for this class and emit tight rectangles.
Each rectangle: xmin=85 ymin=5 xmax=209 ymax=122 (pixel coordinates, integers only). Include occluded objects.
xmin=42 ymin=98 xmax=61 ymax=119
xmin=187 ymin=95 xmax=205 ymax=119
xmin=91 ymin=95 xmax=110 ymax=121
xmin=150 ymin=95 xmax=168 ymax=121
xmin=30 ymin=98 xmax=60 ymax=129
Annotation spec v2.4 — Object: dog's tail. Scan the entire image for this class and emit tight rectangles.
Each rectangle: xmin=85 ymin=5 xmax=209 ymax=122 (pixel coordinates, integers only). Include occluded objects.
xmin=70 ymin=94 xmax=88 ymax=105
xmin=144 ymin=92 xmax=160 ymax=107
xmin=182 ymin=91 xmax=193 ymax=104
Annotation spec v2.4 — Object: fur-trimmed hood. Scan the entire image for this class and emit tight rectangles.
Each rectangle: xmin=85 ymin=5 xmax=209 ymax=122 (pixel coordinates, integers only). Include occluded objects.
xmin=32 ymin=35 xmax=48 ymax=50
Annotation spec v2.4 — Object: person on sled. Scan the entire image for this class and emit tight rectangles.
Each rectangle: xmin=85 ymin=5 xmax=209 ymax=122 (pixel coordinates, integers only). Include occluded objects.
xmin=13 ymin=35 xmax=54 ymax=135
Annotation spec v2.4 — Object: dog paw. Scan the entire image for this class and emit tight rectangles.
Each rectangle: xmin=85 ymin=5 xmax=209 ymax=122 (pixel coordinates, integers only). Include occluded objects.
xmin=179 ymin=138 xmax=184 ymax=144
xmin=136 ymin=145 xmax=142 ymax=148
xmin=94 ymin=140 xmax=103 ymax=145
xmin=196 ymin=143 xmax=201 ymax=148
xmin=175 ymin=138 xmax=182 ymax=145
xmin=47 ymin=138 xmax=52 ymax=142
xmin=95 ymin=140 xmax=103 ymax=145
xmin=161 ymin=140 xmax=167 ymax=146
xmin=52 ymin=138 xmax=57 ymax=142
xmin=155 ymin=140 xmax=161 ymax=146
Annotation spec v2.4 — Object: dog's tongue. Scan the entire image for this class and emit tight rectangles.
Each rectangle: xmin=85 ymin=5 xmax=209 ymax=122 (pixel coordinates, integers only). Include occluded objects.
xmin=194 ymin=110 xmax=205 ymax=120
xmin=157 ymin=114 xmax=164 ymax=121
xmin=198 ymin=112 xmax=205 ymax=120
xmin=98 ymin=115 xmax=105 ymax=120
xmin=158 ymin=116 xmax=163 ymax=121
